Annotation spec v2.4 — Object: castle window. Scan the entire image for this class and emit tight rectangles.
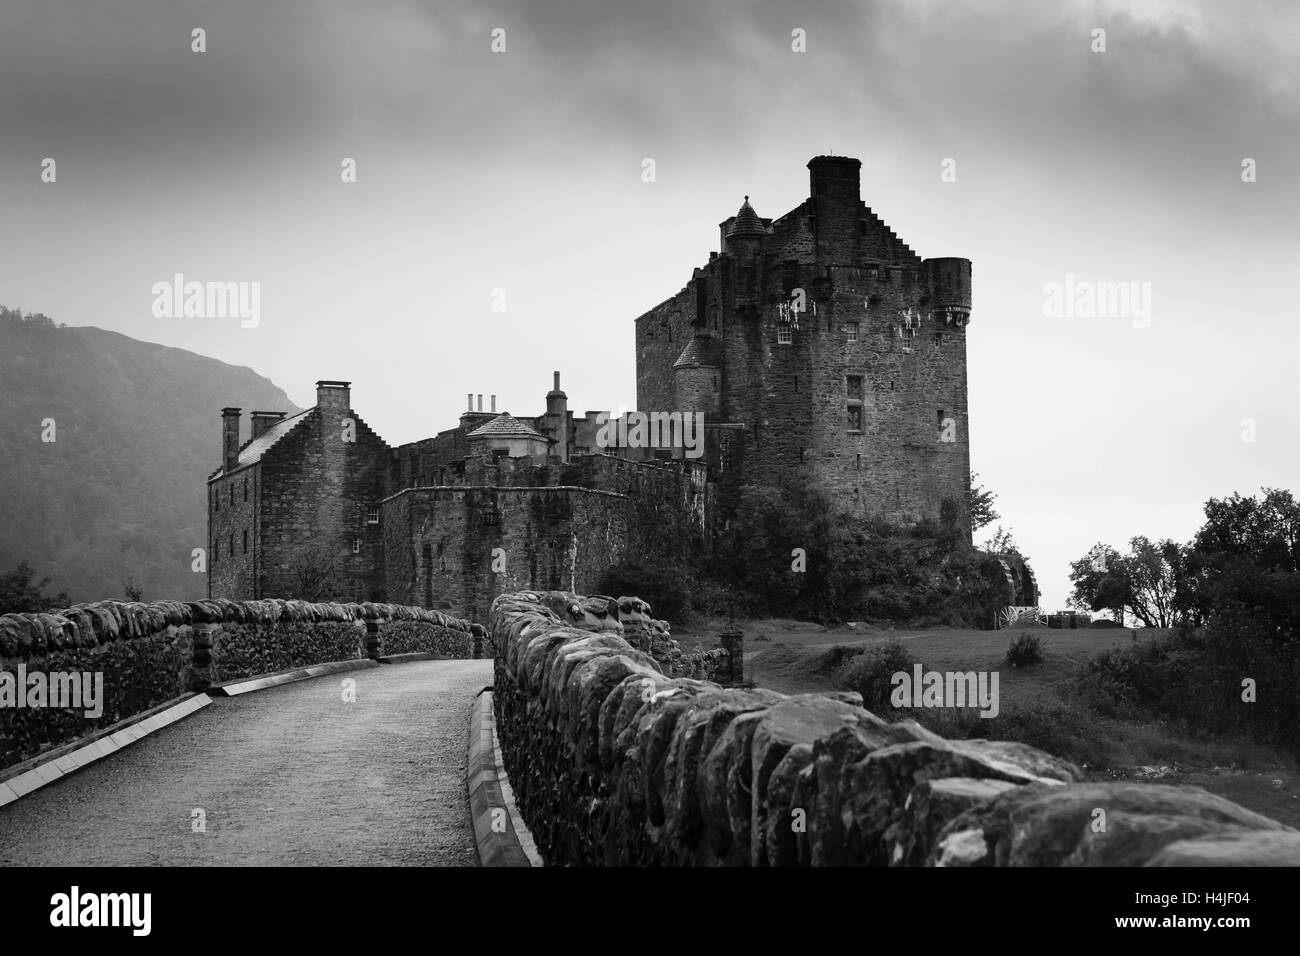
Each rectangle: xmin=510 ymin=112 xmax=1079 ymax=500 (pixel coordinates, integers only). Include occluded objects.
xmin=242 ymin=529 xmax=248 ymax=553
xmin=847 ymin=375 xmax=863 ymax=400
xmin=855 ymin=453 xmax=862 ymax=470
xmin=868 ymin=266 xmax=879 ymax=280
xmin=353 ymin=537 xmax=361 ymax=554
xmin=229 ymin=485 xmax=234 ymax=506
xmin=776 ymin=325 xmax=793 ymax=345
xmin=228 ymin=534 xmax=234 ymax=559
xmin=213 ymin=488 xmax=219 ymax=512
xmin=793 ymin=376 xmax=799 ymax=392
xmin=243 ymin=476 xmax=248 ymax=501
xmin=367 ymin=507 xmax=380 ymax=525
xmin=667 ymin=327 xmax=673 ymax=343
xmin=848 ymin=406 xmax=863 ymax=431
xmin=846 ymin=322 xmax=859 ymax=343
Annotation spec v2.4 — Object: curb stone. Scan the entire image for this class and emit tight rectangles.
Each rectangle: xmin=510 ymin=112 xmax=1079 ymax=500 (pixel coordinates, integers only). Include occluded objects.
xmin=466 ymin=689 xmax=540 ymax=867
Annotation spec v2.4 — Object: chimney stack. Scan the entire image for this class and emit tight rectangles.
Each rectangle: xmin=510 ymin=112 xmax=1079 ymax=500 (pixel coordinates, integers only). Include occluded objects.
xmin=250 ymin=410 xmax=287 ymax=440
xmin=807 ymin=155 xmax=863 ymax=263
xmin=315 ymin=380 xmax=351 ymax=413
xmin=476 ymin=394 xmax=483 ymax=412
xmin=490 ymin=395 xmax=497 ymax=413
xmin=467 ymin=393 xmax=473 ymax=411
xmin=545 ymin=370 xmax=570 ymax=463
xmin=221 ymin=408 xmax=241 ymax=472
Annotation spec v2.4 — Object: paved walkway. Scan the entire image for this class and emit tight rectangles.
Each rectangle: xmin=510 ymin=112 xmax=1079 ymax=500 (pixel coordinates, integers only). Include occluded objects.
xmin=0 ymin=660 xmax=492 ymax=866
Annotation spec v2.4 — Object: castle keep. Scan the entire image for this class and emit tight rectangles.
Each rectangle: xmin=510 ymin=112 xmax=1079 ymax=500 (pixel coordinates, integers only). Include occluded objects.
xmin=208 ymin=157 xmax=982 ymax=619
xmin=637 ymin=155 xmax=972 ymax=528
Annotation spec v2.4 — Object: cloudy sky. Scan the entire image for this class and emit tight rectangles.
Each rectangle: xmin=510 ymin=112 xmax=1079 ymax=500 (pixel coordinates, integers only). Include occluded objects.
xmin=2 ymin=0 xmax=1296 ymax=610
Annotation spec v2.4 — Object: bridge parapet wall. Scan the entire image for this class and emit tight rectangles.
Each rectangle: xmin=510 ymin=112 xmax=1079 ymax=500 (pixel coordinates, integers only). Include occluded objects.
xmin=489 ymin=590 xmax=1300 ymax=866
xmin=0 ymin=597 xmax=477 ymax=771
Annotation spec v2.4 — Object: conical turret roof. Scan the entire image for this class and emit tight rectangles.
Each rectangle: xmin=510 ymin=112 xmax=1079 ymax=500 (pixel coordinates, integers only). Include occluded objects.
xmin=672 ymin=334 xmax=723 ymax=369
xmin=726 ymin=196 xmax=766 ymax=239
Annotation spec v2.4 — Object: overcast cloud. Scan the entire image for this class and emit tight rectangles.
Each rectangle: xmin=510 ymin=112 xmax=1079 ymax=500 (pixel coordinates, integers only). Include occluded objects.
xmin=2 ymin=0 xmax=1296 ymax=609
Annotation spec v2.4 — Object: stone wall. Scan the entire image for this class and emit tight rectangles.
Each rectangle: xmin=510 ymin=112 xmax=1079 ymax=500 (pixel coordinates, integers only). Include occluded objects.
xmin=489 ymin=589 xmax=1300 ymax=867
xmin=0 ymin=597 xmax=475 ymax=771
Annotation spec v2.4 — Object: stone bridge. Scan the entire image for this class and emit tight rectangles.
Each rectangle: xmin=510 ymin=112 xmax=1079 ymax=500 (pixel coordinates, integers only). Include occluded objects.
xmin=2 ymin=593 xmax=1297 ymax=866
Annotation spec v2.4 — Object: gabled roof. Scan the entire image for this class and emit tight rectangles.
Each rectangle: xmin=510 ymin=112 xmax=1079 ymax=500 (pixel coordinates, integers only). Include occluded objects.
xmin=211 ymin=408 xmax=312 ymax=478
xmin=466 ymin=412 xmax=545 ymax=440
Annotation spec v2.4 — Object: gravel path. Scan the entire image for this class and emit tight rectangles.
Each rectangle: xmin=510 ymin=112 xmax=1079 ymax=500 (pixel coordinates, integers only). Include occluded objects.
xmin=0 ymin=659 xmax=493 ymax=866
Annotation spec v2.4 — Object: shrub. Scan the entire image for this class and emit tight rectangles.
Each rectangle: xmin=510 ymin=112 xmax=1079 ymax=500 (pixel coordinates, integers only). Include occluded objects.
xmin=1077 ymin=622 xmax=1300 ymax=755
xmin=1004 ymin=631 xmax=1043 ymax=668
xmin=597 ymin=560 xmax=688 ymax=622
xmin=835 ymin=638 xmax=917 ymax=714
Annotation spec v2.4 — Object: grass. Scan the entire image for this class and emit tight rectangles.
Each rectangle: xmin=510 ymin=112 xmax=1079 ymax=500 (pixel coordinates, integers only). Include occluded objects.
xmin=670 ymin=616 xmax=1300 ymax=827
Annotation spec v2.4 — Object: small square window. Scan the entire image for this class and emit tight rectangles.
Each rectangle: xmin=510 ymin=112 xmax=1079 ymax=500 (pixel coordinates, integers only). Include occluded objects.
xmin=242 ymin=529 xmax=248 ymax=553
xmin=846 ymin=322 xmax=859 ymax=343
xmin=777 ymin=325 xmax=793 ymax=345
xmin=367 ymin=507 xmax=380 ymax=525
xmin=847 ymin=375 xmax=863 ymax=401
xmin=848 ymin=406 xmax=863 ymax=431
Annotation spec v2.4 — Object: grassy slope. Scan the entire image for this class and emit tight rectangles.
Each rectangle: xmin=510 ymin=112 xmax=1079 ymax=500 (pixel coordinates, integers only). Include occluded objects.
xmin=673 ymin=617 xmax=1300 ymax=828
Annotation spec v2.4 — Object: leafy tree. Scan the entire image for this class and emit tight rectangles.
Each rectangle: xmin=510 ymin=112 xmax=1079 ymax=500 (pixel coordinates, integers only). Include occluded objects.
xmin=981 ymin=524 xmax=1025 ymax=560
xmin=968 ymin=471 xmax=1000 ymax=534
xmin=1186 ymin=488 xmax=1300 ymax=639
xmin=0 ymin=561 xmax=71 ymax=614
xmin=1068 ymin=538 xmax=1185 ymax=627
xmin=123 ymin=577 xmax=144 ymax=602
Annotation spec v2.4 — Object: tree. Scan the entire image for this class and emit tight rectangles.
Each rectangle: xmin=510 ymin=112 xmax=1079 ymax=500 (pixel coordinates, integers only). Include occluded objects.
xmin=1187 ymin=488 xmax=1300 ymax=638
xmin=0 ymin=561 xmax=71 ymax=614
xmin=982 ymin=524 xmax=1025 ymax=560
xmin=1068 ymin=538 xmax=1184 ymax=627
xmin=968 ymin=472 xmax=999 ymax=534
xmin=286 ymin=545 xmax=339 ymax=602
xmin=123 ymin=577 xmax=144 ymax=602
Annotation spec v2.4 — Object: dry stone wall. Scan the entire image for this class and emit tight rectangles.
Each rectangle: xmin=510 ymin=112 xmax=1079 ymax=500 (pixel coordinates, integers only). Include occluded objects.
xmin=489 ymin=590 xmax=1300 ymax=866
xmin=0 ymin=597 xmax=475 ymax=771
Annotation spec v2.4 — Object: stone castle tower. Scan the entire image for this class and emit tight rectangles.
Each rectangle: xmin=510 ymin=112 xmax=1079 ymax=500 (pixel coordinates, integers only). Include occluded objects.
xmin=635 ymin=155 xmax=972 ymax=532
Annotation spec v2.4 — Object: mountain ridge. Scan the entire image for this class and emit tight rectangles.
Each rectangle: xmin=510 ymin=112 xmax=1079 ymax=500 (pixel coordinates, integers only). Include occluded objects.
xmin=0 ymin=307 xmax=301 ymax=602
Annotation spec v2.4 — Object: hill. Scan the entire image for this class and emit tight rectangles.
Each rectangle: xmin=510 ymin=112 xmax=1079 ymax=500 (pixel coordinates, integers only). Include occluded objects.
xmin=0 ymin=307 xmax=299 ymax=602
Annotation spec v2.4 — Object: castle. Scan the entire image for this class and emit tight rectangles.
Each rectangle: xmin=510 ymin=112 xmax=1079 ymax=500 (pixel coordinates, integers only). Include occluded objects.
xmin=208 ymin=156 xmax=986 ymax=621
